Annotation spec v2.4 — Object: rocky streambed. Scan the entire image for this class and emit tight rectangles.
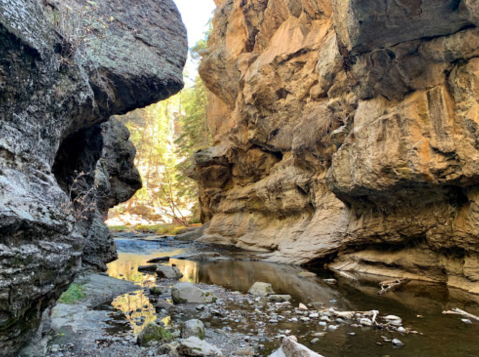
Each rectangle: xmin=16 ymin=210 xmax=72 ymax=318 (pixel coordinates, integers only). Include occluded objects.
xmin=40 ymin=232 xmax=479 ymax=357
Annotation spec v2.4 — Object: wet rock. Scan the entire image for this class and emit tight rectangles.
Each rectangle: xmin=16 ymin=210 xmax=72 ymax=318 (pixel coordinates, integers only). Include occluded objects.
xmin=269 ymin=295 xmax=292 ymax=302
xmin=147 ymin=257 xmax=170 ymax=263
xmin=461 ymin=319 xmax=472 ymax=324
xmin=181 ymin=319 xmax=206 ymax=340
xmin=392 ymin=338 xmax=404 ymax=348
xmin=157 ymin=265 xmax=183 ymax=279
xmin=171 ymin=282 xmax=217 ymax=304
xmin=177 ymin=336 xmax=223 ymax=356
xmin=384 ymin=315 xmax=401 ymax=321
xmin=139 ymin=265 xmax=158 ymax=272
xmin=150 ymin=286 xmax=163 ymax=295
xmin=137 ymin=323 xmax=173 ymax=347
xmin=248 ymin=282 xmax=275 ymax=297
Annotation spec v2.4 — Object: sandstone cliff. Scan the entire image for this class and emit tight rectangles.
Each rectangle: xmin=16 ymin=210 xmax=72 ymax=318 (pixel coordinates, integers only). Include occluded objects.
xmin=0 ymin=0 xmax=186 ymax=354
xmin=191 ymin=0 xmax=479 ymax=294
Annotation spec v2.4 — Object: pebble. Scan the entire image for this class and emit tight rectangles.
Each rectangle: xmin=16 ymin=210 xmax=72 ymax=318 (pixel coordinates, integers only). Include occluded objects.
xmin=328 ymin=325 xmax=338 ymax=332
xmin=320 ymin=316 xmax=331 ymax=322
xmin=309 ymin=313 xmax=319 ymax=318
xmin=311 ymin=338 xmax=320 ymax=344
xmin=319 ymin=321 xmax=327 ymax=326
xmin=299 ymin=303 xmax=308 ymax=311
xmin=398 ymin=327 xmax=406 ymax=333
xmin=461 ymin=319 xmax=472 ymax=324
xmin=392 ymin=338 xmax=404 ymax=347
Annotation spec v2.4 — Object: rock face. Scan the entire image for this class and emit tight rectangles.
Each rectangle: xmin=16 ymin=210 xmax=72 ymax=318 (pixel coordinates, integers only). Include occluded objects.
xmin=0 ymin=0 xmax=186 ymax=354
xmin=190 ymin=0 xmax=479 ymax=294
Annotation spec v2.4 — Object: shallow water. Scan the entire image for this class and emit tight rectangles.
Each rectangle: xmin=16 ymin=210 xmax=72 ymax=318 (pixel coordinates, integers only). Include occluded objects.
xmin=106 ymin=236 xmax=479 ymax=357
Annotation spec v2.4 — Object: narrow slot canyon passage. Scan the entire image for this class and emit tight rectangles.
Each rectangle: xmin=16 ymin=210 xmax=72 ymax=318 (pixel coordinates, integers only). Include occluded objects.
xmin=2 ymin=1 xmax=479 ymax=357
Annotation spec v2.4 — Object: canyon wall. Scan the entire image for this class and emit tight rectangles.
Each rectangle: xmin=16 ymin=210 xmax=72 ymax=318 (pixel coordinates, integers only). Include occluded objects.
xmin=191 ymin=0 xmax=479 ymax=294
xmin=0 ymin=0 xmax=186 ymax=354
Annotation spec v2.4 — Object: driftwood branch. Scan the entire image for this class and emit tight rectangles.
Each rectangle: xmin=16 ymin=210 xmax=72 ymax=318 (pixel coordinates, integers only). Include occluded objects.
xmin=378 ymin=278 xmax=409 ymax=295
xmin=442 ymin=308 xmax=479 ymax=322
xmin=330 ymin=268 xmax=357 ymax=282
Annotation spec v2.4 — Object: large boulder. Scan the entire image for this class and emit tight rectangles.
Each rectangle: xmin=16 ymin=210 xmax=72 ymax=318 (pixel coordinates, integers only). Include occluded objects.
xmin=171 ymin=283 xmax=217 ymax=304
xmin=0 ymin=0 xmax=186 ymax=354
xmin=248 ymin=282 xmax=275 ymax=297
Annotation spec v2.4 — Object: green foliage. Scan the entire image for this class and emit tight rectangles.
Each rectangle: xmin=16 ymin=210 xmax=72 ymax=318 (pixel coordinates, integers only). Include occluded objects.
xmin=108 ymin=225 xmax=128 ymax=232
xmin=134 ymin=223 xmax=185 ymax=235
xmin=112 ymin=37 xmax=211 ymax=225
xmin=58 ymin=283 xmax=85 ymax=304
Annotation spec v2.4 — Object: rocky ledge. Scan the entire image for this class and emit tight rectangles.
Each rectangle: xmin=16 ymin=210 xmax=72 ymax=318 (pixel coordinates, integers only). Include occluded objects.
xmin=189 ymin=0 xmax=479 ymax=294
xmin=0 ymin=0 xmax=186 ymax=354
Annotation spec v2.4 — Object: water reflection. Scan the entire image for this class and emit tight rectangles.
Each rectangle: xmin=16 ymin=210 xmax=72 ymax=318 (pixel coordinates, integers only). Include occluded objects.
xmin=106 ymin=238 xmax=479 ymax=356
xmin=106 ymin=241 xmax=187 ymax=335
xmin=173 ymin=259 xmax=344 ymax=307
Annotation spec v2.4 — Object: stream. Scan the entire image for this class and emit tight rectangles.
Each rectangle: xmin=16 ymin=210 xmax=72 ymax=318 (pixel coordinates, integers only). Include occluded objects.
xmin=105 ymin=233 xmax=479 ymax=357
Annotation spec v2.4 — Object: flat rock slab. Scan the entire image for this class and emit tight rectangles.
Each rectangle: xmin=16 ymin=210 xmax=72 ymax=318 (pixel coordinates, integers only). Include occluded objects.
xmin=177 ymin=336 xmax=223 ymax=356
xmin=157 ymin=265 xmax=183 ymax=279
xmin=147 ymin=256 xmax=170 ymax=263
xmin=75 ymin=273 xmax=138 ymax=308
xmin=171 ymin=282 xmax=217 ymax=304
xmin=138 ymin=265 xmax=159 ymax=272
xmin=269 ymin=295 xmax=292 ymax=302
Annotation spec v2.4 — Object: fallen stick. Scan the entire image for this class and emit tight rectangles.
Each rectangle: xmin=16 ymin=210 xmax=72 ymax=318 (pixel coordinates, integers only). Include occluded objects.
xmin=330 ymin=268 xmax=358 ymax=282
xmin=378 ymin=278 xmax=409 ymax=295
xmin=442 ymin=308 xmax=479 ymax=322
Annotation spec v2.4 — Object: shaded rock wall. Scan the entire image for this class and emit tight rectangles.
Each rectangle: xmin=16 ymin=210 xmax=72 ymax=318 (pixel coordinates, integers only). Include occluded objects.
xmin=0 ymin=0 xmax=186 ymax=354
xmin=191 ymin=0 xmax=479 ymax=293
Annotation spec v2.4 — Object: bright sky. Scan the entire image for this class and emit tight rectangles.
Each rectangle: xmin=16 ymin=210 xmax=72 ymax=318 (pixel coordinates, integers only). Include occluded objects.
xmin=173 ymin=0 xmax=216 ymax=52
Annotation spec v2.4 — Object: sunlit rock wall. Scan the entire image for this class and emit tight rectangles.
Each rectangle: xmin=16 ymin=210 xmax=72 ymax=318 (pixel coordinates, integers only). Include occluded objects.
xmin=190 ymin=0 xmax=479 ymax=294
xmin=0 ymin=0 xmax=186 ymax=354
